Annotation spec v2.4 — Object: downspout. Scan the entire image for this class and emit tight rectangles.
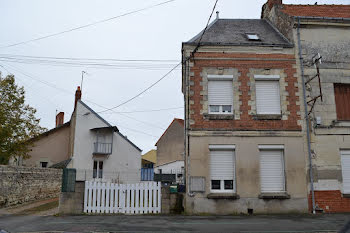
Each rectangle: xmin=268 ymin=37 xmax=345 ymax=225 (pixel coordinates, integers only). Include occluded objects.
xmin=185 ymin=55 xmax=191 ymax=197
xmin=297 ymin=17 xmax=316 ymax=214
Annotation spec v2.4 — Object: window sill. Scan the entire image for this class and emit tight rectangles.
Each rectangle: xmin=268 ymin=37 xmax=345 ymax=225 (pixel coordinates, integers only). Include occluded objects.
xmin=203 ymin=113 xmax=235 ymax=120
xmin=207 ymin=193 xmax=240 ymax=199
xmin=258 ymin=193 xmax=290 ymax=199
xmin=254 ymin=114 xmax=282 ymax=120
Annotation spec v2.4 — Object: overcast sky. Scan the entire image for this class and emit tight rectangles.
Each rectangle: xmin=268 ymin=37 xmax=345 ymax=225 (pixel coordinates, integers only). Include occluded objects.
xmin=1 ymin=0 xmax=349 ymax=153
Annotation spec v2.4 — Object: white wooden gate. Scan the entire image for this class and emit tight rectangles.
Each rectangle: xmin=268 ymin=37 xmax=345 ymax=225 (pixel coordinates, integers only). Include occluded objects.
xmin=84 ymin=181 xmax=161 ymax=214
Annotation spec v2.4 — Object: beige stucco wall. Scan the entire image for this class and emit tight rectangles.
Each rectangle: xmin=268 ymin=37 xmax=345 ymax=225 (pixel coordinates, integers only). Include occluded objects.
xmin=293 ymin=23 xmax=350 ymax=192
xmin=24 ymin=125 xmax=70 ymax=167
xmin=185 ymin=133 xmax=308 ymax=214
xmin=156 ymin=120 xmax=184 ymax=166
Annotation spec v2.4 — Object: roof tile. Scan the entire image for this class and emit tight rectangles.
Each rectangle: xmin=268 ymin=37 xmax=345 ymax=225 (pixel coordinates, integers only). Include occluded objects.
xmin=281 ymin=4 xmax=350 ymax=18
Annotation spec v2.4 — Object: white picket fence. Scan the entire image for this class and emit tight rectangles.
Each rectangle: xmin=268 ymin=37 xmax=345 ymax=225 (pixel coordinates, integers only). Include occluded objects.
xmin=84 ymin=181 xmax=161 ymax=214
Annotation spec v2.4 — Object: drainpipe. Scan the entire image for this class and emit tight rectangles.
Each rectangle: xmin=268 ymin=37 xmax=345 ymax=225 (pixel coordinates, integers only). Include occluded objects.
xmin=297 ymin=17 xmax=316 ymax=214
xmin=184 ymin=55 xmax=191 ymax=197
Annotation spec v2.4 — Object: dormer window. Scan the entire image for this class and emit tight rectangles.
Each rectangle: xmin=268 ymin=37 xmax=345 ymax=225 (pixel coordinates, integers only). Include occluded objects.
xmin=246 ymin=33 xmax=260 ymax=41
xmin=90 ymin=126 xmax=118 ymax=155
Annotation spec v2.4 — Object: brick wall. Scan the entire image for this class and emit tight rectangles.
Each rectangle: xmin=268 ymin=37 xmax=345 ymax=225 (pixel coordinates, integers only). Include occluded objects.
xmin=309 ymin=190 xmax=350 ymax=213
xmin=0 ymin=165 xmax=62 ymax=207
xmin=188 ymin=52 xmax=301 ymax=131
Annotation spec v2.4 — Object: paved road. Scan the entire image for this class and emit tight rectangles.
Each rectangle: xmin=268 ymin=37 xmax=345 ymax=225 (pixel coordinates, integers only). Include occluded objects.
xmin=0 ymin=214 xmax=350 ymax=233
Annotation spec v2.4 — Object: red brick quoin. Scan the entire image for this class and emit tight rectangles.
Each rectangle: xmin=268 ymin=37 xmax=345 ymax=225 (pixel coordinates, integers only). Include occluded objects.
xmin=189 ymin=52 xmax=301 ymax=131
xmin=309 ymin=191 xmax=350 ymax=213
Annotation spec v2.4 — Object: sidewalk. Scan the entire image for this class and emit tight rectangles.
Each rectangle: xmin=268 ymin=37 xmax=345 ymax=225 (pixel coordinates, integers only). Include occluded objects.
xmin=0 ymin=213 xmax=349 ymax=232
xmin=0 ymin=198 xmax=59 ymax=216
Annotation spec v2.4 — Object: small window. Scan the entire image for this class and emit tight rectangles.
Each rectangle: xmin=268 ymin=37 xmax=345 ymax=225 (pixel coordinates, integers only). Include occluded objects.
xmin=208 ymin=80 xmax=233 ymax=114
xmin=93 ymin=160 xmax=103 ymax=179
xmin=211 ymin=180 xmax=221 ymax=190
xmin=40 ymin=162 xmax=48 ymax=168
xmin=255 ymin=80 xmax=281 ymax=115
xmin=210 ymin=148 xmax=236 ymax=193
xmin=246 ymin=34 xmax=260 ymax=40
xmin=334 ymin=84 xmax=350 ymax=120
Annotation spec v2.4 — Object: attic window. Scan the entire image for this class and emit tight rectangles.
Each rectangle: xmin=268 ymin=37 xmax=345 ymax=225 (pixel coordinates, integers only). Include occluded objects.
xmin=246 ymin=34 xmax=260 ymax=41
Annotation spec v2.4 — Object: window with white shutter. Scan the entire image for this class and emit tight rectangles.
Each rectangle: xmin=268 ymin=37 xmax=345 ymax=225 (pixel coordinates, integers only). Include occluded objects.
xmin=209 ymin=145 xmax=235 ymax=193
xmin=208 ymin=76 xmax=233 ymax=114
xmin=255 ymin=75 xmax=281 ymax=115
xmin=259 ymin=147 xmax=285 ymax=193
xmin=341 ymin=150 xmax=350 ymax=194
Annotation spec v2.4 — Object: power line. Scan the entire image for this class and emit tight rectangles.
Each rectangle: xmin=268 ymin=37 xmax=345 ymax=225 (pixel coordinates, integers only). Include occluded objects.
xmin=97 ymin=61 xmax=181 ymax=113
xmin=0 ymin=0 xmax=175 ymax=49
xmin=0 ymin=54 xmax=180 ymax=62
xmin=1 ymin=62 xmax=170 ymax=140
xmin=0 ymin=58 xmax=181 ymax=71
xmin=102 ymin=106 xmax=183 ymax=114
xmin=97 ymin=0 xmax=218 ymax=113
xmin=192 ymin=0 xmax=218 ymax=56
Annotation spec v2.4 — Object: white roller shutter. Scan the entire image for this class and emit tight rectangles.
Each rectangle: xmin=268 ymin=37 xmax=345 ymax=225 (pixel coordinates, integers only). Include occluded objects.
xmin=208 ymin=80 xmax=233 ymax=106
xmin=341 ymin=150 xmax=350 ymax=194
xmin=210 ymin=150 xmax=235 ymax=181
xmin=260 ymin=150 xmax=285 ymax=193
xmin=256 ymin=81 xmax=281 ymax=114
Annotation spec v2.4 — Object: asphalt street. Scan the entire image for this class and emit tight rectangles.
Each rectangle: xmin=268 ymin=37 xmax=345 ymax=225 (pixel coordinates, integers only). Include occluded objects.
xmin=0 ymin=214 xmax=350 ymax=233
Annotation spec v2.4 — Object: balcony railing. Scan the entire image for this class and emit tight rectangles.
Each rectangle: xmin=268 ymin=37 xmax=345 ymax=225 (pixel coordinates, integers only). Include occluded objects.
xmin=93 ymin=142 xmax=112 ymax=155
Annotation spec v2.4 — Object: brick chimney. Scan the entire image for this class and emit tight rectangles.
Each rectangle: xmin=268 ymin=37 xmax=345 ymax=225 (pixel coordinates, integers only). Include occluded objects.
xmin=56 ymin=112 xmax=64 ymax=127
xmin=267 ymin=0 xmax=282 ymax=9
xmin=74 ymin=86 xmax=82 ymax=109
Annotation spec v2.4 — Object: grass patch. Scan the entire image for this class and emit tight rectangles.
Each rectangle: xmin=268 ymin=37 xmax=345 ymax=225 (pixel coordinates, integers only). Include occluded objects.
xmin=17 ymin=200 xmax=59 ymax=215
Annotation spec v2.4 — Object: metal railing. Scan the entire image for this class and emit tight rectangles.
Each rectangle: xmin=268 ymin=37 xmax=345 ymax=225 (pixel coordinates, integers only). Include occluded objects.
xmin=93 ymin=142 xmax=112 ymax=155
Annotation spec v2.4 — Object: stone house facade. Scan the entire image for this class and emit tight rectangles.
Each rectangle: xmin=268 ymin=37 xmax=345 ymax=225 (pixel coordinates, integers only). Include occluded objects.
xmin=262 ymin=0 xmax=350 ymax=213
xmin=182 ymin=16 xmax=308 ymax=214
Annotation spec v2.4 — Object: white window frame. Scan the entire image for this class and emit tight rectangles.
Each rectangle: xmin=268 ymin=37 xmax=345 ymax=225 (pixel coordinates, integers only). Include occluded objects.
xmin=254 ymin=75 xmax=281 ymax=115
xmin=209 ymin=145 xmax=236 ymax=194
xmin=259 ymin=145 xmax=286 ymax=193
xmin=93 ymin=160 xmax=104 ymax=179
xmin=207 ymin=75 xmax=234 ymax=115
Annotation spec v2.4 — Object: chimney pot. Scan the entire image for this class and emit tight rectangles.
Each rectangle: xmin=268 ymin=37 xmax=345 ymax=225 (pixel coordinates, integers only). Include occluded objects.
xmin=268 ymin=0 xmax=282 ymax=9
xmin=74 ymin=86 xmax=82 ymax=109
xmin=56 ymin=112 xmax=64 ymax=127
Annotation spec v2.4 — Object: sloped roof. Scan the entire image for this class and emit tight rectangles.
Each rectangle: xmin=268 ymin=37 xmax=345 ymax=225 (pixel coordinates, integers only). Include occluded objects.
xmin=185 ymin=19 xmax=292 ymax=48
xmin=155 ymin=118 xmax=184 ymax=146
xmin=142 ymin=149 xmax=157 ymax=164
xmin=281 ymin=4 xmax=350 ymax=18
xmin=50 ymin=158 xmax=71 ymax=169
xmin=79 ymin=100 xmax=142 ymax=152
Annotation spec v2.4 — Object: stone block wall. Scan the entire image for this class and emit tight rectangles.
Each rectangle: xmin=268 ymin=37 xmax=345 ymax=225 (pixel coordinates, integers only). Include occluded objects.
xmin=0 ymin=165 xmax=62 ymax=207
xmin=59 ymin=181 xmax=85 ymax=214
xmin=161 ymin=186 xmax=184 ymax=214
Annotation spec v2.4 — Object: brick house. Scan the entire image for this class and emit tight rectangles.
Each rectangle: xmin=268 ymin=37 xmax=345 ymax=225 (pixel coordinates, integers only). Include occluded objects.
xmin=262 ymin=0 xmax=350 ymax=213
xmin=182 ymin=13 xmax=308 ymax=214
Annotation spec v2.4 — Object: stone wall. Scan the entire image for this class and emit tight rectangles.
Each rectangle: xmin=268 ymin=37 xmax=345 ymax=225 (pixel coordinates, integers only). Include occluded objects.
xmin=161 ymin=186 xmax=184 ymax=214
xmin=0 ymin=165 xmax=62 ymax=207
xmin=59 ymin=181 xmax=84 ymax=215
